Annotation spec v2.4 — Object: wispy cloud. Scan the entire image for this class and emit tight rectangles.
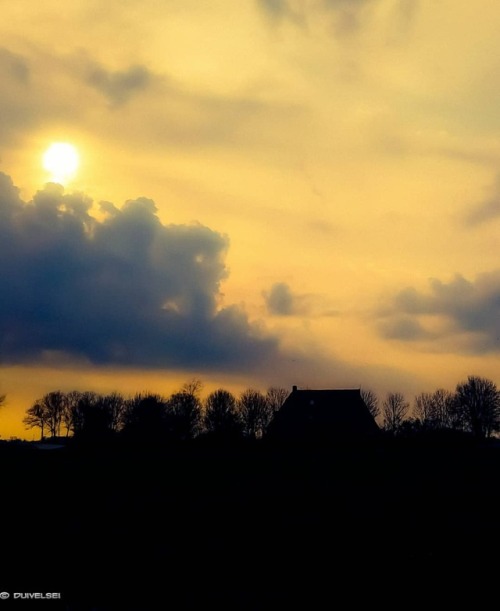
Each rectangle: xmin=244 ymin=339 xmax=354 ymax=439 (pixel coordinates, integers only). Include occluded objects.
xmin=464 ymin=174 xmax=500 ymax=227
xmin=85 ymin=62 xmax=153 ymax=106
xmin=263 ymin=281 xmax=340 ymax=317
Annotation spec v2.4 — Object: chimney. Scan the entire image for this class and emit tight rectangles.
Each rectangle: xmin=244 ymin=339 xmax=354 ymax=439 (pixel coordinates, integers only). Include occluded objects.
xmin=292 ymin=385 xmax=298 ymax=392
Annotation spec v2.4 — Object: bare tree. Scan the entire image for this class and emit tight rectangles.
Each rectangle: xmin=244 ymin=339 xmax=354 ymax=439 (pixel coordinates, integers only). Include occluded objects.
xmin=266 ymin=387 xmax=289 ymax=414
xmin=182 ymin=378 xmax=204 ymax=398
xmin=32 ymin=392 xmax=68 ymax=438
xmin=204 ymin=389 xmax=242 ymax=436
xmin=413 ymin=388 xmax=456 ymax=430
xmin=382 ymin=392 xmax=410 ymax=434
xmin=101 ymin=392 xmax=127 ymax=433
xmin=360 ymin=389 xmax=380 ymax=421
xmin=122 ymin=393 xmax=168 ymax=440
xmin=239 ymin=389 xmax=273 ymax=439
xmin=166 ymin=391 xmax=203 ymax=440
xmin=64 ymin=391 xmax=100 ymax=437
xmin=23 ymin=402 xmax=49 ymax=440
xmin=455 ymin=376 xmax=500 ymax=438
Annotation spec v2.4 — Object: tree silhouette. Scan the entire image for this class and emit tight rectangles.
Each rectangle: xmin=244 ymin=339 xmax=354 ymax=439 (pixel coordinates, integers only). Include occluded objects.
xmin=122 ymin=393 xmax=168 ymax=441
xmin=165 ymin=391 xmax=203 ymax=440
xmin=26 ymin=392 xmax=67 ymax=438
xmin=239 ymin=389 xmax=273 ymax=439
xmin=204 ymin=389 xmax=242 ymax=437
xmin=64 ymin=391 xmax=100 ymax=437
xmin=181 ymin=378 xmax=204 ymax=398
xmin=413 ymin=388 xmax=456 ymax=431
xmin=65 ymin=391 xmax=127 ymax=438
xmin=454 ymin=376 xmax=500 ymax=438
xmin=23 ymin=402 xmax=49 ymax=440
xmin=360 ymin=389 xmax=380 ymax=421
xmin=100 ymin=392 xmax=127 ymax=433
xmin=265 ymin=387 xmax=289 ymax=414
xmin=382 ymin=392 xmax=410 ymax=434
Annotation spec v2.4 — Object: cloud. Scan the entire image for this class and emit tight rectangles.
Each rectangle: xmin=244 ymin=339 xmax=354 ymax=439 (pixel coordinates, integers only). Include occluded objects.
xmin=263 ymin=282 xmax=340 ymax=317
xmin=377 ymin=271 xmax=500 ymax=353
xmin=256 ymin=0 xmax=305 ymax=25
xmin=0 ymin=48 xmax=29 ymax=83
xmin=322 ymin=0 xmax=373 ymax=35
xmin=85 ymin=62 xmax=153 ymax=106
xmin=256 ymin=0 xmax=376 ymax=32
xmin=398 ymin=0 xmax=419 ymax=22
xmin=264 ymin=282 xmax=296 ymax=316
xmin=257 ymin=0 xmax=417 ymax=38
xmin=0 ymin=47 xmax=35 ymax=143
xmin=0 ymin=173 xmax=284 ymax=372
xmin=378 ymin=316 xmax=431 ymax=341
xmin=0 ymin=42 xmax=308 ymax=159
xmin=464 ymin=175 xmax=500 ymax=227
xmin=0 ymin=173 xmax=418 ymax=395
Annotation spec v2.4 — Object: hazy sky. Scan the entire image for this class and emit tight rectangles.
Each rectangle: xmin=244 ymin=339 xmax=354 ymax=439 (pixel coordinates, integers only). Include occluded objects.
xmin=1 ymin=0 xmax=500 ymax=437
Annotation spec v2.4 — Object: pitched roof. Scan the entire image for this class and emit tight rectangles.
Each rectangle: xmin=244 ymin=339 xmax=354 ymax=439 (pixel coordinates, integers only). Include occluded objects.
xmin=268 ymin=388 xmax=379 ymax=439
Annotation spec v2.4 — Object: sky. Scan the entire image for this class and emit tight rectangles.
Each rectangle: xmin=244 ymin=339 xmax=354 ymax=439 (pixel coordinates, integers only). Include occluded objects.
xmin=1 ymin=0 xmax=500 ymax=438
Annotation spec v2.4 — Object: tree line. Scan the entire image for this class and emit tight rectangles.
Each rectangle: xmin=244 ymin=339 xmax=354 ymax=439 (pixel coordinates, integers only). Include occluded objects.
xmin=22 ymin=380 xmax=289 ymax=442
xmin=364 ymin=375 xmax=500 ymax=439
xmin=19 ymin=374 xmax=500 ymax=443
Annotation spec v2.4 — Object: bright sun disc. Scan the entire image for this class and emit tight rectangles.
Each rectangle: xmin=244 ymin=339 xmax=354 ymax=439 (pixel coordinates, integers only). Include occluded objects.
xmin=42 ymin=142 xmax=80 ymax=184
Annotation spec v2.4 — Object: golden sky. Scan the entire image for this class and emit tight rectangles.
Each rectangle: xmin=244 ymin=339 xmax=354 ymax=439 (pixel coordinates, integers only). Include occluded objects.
xmin=1 ymin=0 xmax=500 ymax=438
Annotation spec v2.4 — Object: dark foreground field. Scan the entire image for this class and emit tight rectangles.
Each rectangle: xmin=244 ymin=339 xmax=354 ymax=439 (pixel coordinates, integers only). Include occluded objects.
xmin=2 ymin=435 xmax=500 ymax=609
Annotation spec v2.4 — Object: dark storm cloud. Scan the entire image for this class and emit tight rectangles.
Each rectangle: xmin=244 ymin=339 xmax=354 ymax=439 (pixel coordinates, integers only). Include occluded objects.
xmin=377 ymin=272 xmax=500 ymax=353
xmin=0 ymin=174 xmax=280 ymax=371
xmin=85 ymin=62 xmax=153 ymax=106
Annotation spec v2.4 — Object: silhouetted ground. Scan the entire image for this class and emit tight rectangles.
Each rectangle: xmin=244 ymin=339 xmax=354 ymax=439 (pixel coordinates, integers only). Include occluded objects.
xmin=1 ymin=435 xmax=499 ymax=609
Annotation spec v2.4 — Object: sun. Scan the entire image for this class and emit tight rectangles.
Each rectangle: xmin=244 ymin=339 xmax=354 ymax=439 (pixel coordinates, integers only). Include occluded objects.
xmin=42 ymin=142 xmax=80 ymax=184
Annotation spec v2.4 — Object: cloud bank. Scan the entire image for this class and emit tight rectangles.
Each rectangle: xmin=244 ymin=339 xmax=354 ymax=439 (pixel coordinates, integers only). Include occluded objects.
xmin=377 ymin=271 xmax=500 ymax=353
xmin=0 ymin=174 xmax=281 ymax=371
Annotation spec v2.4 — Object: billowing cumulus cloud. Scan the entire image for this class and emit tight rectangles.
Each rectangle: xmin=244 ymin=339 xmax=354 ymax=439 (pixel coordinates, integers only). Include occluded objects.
xmin=377 ymin=272 xmax=500 ymax=353
xmin=0 ymin=173 xmax=282 ymax=371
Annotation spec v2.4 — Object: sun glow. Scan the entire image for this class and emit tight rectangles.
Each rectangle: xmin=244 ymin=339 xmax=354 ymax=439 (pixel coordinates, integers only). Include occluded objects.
xmin=42 ymin=142 xmax=80 ymax=184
